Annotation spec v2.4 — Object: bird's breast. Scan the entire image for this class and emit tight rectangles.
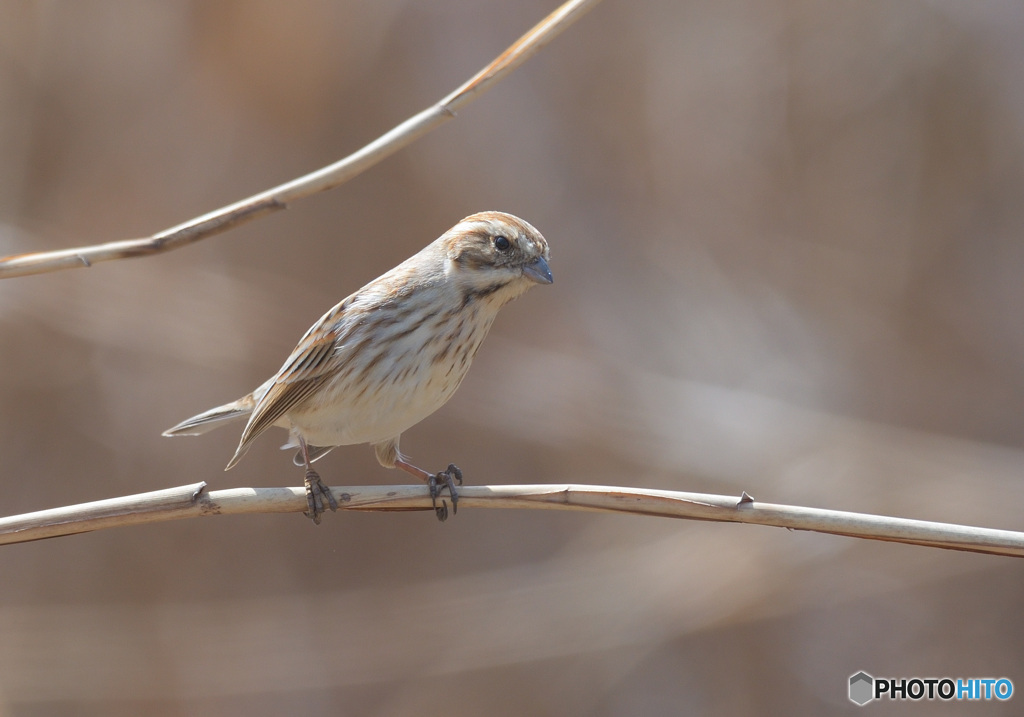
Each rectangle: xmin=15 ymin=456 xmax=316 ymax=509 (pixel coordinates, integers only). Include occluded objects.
xmin=285 ymin=296 xmax=498 ymax=447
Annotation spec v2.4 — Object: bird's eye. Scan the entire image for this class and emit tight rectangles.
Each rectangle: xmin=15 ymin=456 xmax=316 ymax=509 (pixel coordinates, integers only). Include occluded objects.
xmin=493 ymin=235 xmax=511 ymax=252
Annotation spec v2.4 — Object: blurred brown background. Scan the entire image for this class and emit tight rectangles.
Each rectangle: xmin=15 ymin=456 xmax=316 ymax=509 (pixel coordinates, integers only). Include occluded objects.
xmin=2 ymin=0 xmax=1024 ymax=714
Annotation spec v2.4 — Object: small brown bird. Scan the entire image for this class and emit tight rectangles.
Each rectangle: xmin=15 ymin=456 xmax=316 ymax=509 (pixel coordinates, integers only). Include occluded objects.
xmin=164 ymin=211 xmax=552 ymax=523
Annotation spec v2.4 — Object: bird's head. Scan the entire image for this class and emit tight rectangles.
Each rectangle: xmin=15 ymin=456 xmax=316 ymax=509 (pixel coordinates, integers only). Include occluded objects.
xmin=440 ymin=211 xmax=552 ymax=306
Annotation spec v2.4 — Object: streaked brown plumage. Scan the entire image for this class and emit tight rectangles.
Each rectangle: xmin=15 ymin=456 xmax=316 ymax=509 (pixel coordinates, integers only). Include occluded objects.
xmin=164 ymin=211 xmax=552 ymax=522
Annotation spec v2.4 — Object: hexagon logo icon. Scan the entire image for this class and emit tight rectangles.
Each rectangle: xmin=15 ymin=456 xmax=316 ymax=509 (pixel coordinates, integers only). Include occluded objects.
xmin=849 ymin=672 xmax=874 ymax=705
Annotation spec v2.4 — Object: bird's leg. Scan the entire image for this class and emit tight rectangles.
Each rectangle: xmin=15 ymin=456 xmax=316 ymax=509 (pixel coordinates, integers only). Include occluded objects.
xmin=299 ymin=436 xmax=338 ymax=525
xmin=395 ymin=458 xmax=463 ymax=522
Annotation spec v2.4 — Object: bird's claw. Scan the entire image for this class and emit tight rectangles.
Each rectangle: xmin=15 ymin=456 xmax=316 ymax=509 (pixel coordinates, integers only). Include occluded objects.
xmin=303 ymin=469 xmax=338 ymax=525
xmin=428 ymin=464 xmax=462 ymax=522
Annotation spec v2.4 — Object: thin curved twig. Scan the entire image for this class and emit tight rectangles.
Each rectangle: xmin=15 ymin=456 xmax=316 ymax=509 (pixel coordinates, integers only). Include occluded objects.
xmin=0 ymin=0 xmax=601 ymax=279
xmin=2 ymin=481 xmax=1023 ymax=558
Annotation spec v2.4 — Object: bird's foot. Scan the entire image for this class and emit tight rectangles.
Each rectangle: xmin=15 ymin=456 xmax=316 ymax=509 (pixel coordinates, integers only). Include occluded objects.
xmin=427 ymin=464 xmax=463 ymax=522
xmin=303 ymin=468 xmax=338 ymax=525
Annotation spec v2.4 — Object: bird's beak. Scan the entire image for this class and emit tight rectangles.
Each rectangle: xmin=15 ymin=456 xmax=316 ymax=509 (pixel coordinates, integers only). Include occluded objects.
xmin=523 ymin=256 xmax=553 ymax=284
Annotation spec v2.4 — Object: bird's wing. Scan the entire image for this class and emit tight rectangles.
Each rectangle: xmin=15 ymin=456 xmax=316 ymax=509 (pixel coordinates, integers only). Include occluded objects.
xmin=227 ymin=305 xmax=353 ymax=468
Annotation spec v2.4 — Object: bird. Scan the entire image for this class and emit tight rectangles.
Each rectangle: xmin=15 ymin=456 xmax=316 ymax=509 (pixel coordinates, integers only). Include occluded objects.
xmin=163 ymin=211 xmax=552 ymax=523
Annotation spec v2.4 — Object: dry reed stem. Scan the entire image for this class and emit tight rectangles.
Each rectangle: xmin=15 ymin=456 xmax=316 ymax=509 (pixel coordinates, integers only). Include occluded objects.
xmin=0 ymin=0 xmax=601 ymax=279
xmin=2 ymin=481 xmax=1022 ymax=558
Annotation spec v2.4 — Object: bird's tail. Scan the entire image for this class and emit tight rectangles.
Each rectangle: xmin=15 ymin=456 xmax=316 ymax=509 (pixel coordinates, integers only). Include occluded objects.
xmin=162 ymin=395 xmax=256 ymax=437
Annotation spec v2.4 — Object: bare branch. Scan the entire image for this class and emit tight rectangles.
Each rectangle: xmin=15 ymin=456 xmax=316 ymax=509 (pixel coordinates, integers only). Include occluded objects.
xmin=0 ymin=0 xmax=601 ymax=279
xmin=2 ymin=481 xmax=1023 ymax=558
